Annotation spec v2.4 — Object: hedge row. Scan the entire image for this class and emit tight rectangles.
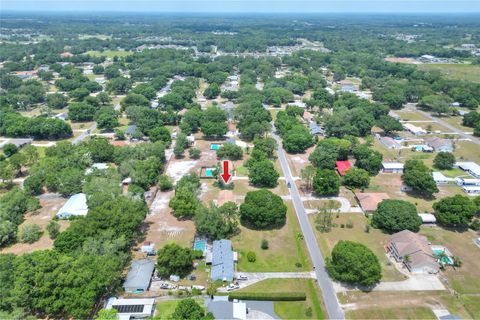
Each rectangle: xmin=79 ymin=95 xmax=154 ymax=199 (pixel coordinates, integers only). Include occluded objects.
xmin=228 ymin=291 xmax=306 ymax=301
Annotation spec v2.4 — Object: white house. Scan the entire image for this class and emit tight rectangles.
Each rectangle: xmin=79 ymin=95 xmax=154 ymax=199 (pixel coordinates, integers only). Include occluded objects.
xmin=404 ymin=123 xmax=427 ymax=135
xmin=462 ymin=186 xmax=480 ymax=195
xmin=106 ymin=297 xmax=155 ymax=320
xmin=382 ymin=162 xmax=404 ymax=173
xmin=56 ymin=193 xmax=89 ymax=219
xmin=455 ymin=162 xmax=480 ymax=179
xmin=456 ymin=177 xmax=480 ymax=186
xmin=418 ymin=213 xmax=437 ymax=225
xmin=432 ymin=172 xmax=454 ymax=185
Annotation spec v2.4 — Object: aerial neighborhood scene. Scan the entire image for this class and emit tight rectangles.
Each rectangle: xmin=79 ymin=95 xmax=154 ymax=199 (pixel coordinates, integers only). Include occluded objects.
xmin=1 ymin=0 xmax=480 ymax=319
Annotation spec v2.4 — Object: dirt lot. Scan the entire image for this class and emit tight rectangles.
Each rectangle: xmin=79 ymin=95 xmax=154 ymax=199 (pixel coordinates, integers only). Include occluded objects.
xmin=1 ymin=195 xmax=70 ymax=255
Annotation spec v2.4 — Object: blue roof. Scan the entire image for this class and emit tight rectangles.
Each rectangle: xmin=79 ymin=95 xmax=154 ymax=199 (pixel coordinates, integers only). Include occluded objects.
xmin=126 ymin=125 xmax=137 ymax=135
xmin=211 ymin=239 xmax=234 ymax=281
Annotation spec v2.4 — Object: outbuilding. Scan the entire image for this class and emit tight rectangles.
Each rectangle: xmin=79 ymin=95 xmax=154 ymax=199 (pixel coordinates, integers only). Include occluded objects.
xmin=455 ymin=162 xmax=480 ymax=179
xmin=56 ymin=193 xmax=89 ymax=219
xmin=382 ymin=162 xmax=404 ymax=173
xmin=418 ymin=213 xmax=437 ymax=225
xmin=462 ymin=186 xmax=480 ymax=195
xmin=432 ymin=172 xmax=453 ymax=185
xmin=106 ymin=297 xmax=156 ymax=320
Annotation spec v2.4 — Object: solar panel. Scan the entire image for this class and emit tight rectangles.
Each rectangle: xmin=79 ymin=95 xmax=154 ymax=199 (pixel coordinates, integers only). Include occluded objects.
xmin=113 ymin=305 xmax=145 ymax=313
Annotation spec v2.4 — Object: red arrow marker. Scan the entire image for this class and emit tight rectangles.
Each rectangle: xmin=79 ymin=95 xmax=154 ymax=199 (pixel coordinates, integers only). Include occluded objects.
xmin=220 ymin=160 xmax=232 ymax=184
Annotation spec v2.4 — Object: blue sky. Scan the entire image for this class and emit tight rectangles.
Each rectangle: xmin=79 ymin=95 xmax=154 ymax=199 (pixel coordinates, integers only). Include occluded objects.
xmin=2 ymin=0 xmax=480 ymax=13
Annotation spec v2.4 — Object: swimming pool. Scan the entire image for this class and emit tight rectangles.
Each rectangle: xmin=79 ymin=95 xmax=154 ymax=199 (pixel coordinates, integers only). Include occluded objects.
xmin=193 ymin=238 xmax=206 ymax=255
xmin=210 ymin=144 xmax=222 ymax=150
xmin=205 ymin=168 xmax=215 ymax=177
xmin=433 ymin=249 xmax=453 ymax=265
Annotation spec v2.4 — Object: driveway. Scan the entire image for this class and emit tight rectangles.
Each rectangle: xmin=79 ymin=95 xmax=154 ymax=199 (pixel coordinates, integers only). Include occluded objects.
xmin=333 ymin=274 xmax=445 ymax=292
xmin=71 ymin=122 xmax=97 ymax=145
xmin=271 ymin=124 xmax=345 ymax=320
xmin=217 ymin=272 xmax=316 ymax=292
xmin=301 ymin=196 xmax=363 ymax=213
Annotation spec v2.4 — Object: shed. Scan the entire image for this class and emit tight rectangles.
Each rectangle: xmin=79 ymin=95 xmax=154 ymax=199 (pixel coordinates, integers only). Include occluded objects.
xmin=382 ymin=162 xmax=404 ymax=173
xmin=432 ymin=172 xmax=453 ymax=185
xmin=418 ymin=213 xmax=437 ymax=224
xmin=123 ymin=259 xmax=155 ymax=293
xmin=141 ymin=242 xmax=155 ymax=256
xmin=335 ymin=160 xmax=351 ymax=176
xmin=211 ymin=239 xmax=235 ymax=281
xmin=56 ymin=193 xmax=89 ymax=219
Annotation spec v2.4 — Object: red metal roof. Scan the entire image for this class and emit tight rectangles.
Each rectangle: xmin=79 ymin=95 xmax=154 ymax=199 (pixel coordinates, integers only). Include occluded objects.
xmin=336 ymin=160 xmax=351 ymax=176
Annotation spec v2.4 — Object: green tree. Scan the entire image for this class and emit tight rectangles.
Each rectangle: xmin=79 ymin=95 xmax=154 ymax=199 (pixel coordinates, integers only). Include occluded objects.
xmin=433 ymin=195 xmax=477 ymax=227
xmin=17 ymin=223 xmax=43 ymax=243
xmin=373 ymin=200 xmax=422 ymax=233
xmin=240 ymin=189 xmax=287 ymax=229
xmin=57 ymin=168 xmax=84 ymax=196
xmin=402 ymin=160 xmax=438 ymax=197
xmin=301 ymin=165 xmax=316 ymax=192
xmin=308 ymin=141 xmax=339 ymax=169
xmin=248 ymin=160 xmax=279 ymax=188
xmin=149 ymin=127 xmax=172 ymax=146
xmin=169 ymin=188 xmax=200 ymax=219
xmin=343 ymin=168 xmax=370 ymax=189
xmin=216 ymin=143 xmax=243 ymax=160
xmin=169 ymin=298 xmax=211 ymax=320
xmin=96 ymin=308 xmax=118 ymax=320
xmin=283 ymin=126 xmax=314 ymax=153
xmin=326 ymin=240 xmax=382 ymax=286
xmin=3 ymin=143 xmax=18 ymax=157
xmin=46 ymin=220 xmax=60 ymax=239
xmin=433 ymin=152 xmax=455 ymax=170
xmin=157 ymin=243 xmax=194 ymax=278
xmin=313 ymin=169 xmax=340 ymax=196
xmin=189 ymin=148 xmax=201 ymax=159
xmin=194 ymin=202 xmax=239 ymax=239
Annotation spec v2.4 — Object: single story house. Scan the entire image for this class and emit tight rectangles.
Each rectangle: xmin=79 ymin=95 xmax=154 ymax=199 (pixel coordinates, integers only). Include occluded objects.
xmin=379 ymin=136 xmax=402 ymax=150
xmin=335 ymin=160 xmax=351 ymax=176
xmin=382 ymin=162 xmax=404 ymax=173
xmin=206 ymin=296 xmax=247 ymax=320
xmin=418 ymin=213 xmax=437 ymax=225
xmin=404 ymin=123 xmax=427 ymax=135
xmin=432 ymin=172 xmax=454 ymax=185
xmin=387 ymin=230 xmax=440 ymax=274
xmin=462 ymin=186 xmax=480 ymax=195
xmin=357 ymin=192 xmax=390 ymax=213
xmin=106 ymin=297 xmax=155 ymax=320
xmin=56 ymin=193 xmax=89 ymax=219
xmin=211 ymin=239 xmax=235 ymax=282
xmin=426 ymin=137 xmax=453 ymax=153
xmin=455 ymin=177 xmax=480 ymax=186
xmin=125 ymin=125 xmax=138 ymax=137
xmin=309 ymin=121 xmax=323 ymax=135
xmin=455 ymin=162 xmax=480 ymax=179
xmin=123 ymin=259 xmax=155 ymax=293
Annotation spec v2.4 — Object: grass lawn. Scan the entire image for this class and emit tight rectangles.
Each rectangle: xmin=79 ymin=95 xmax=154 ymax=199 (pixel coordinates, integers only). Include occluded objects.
xmin=232 ymin=201 xmax=312 ymax=272
xmin=84 ymin=50 xmax=133 ymax=58
xmin=309 ymin=213 xmax=406 ymax=282
xmin=346 ymin=307 xmax=436 ymax=319
xmin=453 ymin=140 xmax=480 ymax=163
xmin=155 ymin=299 xmax=204 ymax=319
xmin=235 ymin=278 xmax=325 ymax=319
xmin=418 ymin=64 xmax=480 ymax=83
xmin=338 ymin=291 xmax=473 ymax=319
xmin=234 ymin=165 xmax=249 ymax=176
xmin=395 ymin=110 xmax=431 ymax=121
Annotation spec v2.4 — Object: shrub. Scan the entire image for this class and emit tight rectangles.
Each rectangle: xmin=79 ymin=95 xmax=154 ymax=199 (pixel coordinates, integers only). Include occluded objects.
xmin=17 ymin=224 xmax=43 ymax=244
xmin=158 ymin=175 xmax=173 ymax=191
xmin=346 ymin=220 xmax=354 ymax=229
xmin=246 ymin=251 xmax=256 ymax=262
xmin=469 ymin=219 xmax=480 ymax=231
xmin=189 ymin=148 xmax=201 ymax=159
xmin=193 ymin=249 xmax=204 ymax=259
xmin=229 ymin=292 xmax=306 ymax=301
xmin=46 ymin=220 xmax=60 ymax=239
xmin=261 ymin=239 xmax=269 ymax=250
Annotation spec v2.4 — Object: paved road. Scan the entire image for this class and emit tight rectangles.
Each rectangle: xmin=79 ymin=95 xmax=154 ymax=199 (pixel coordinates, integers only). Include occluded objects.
xmin=414 ymin=108 xmax=480 ymax=146
xmin=72 ymin=123 xmax=97 ymax=145
xmin=272 ymin=125 xmax=345 ymax=320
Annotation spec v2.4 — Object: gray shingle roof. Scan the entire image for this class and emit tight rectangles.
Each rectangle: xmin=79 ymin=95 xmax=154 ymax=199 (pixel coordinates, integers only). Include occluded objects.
xmin=211 ymin=239 xmax=234 ymax=281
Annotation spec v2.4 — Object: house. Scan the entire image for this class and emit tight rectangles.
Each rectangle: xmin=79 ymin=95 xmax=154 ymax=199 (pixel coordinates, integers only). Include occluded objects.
xmin=309 ymin=121 xmax=323 ymax=135
xmin=418 ymin=213 xmax=436 ymax=225
xmin=211 ymin=239 xmax=235 ymax=281
xmin=387 ymin=230 xmax=440 ymax=274
xmin=206 ymin=296 xmax=247 ymax=320
xmin=382 ymin=162 xmax=404 ymax=173
xmin=455 ymin=177 xmax=480 ymax=186
xmin=85 ymin=163 xmax=109 ymax=174
xmin=123 ymin=259 xmax=155 ymax=293
xmin=56 ymin=193 xmax=89 ymax=219
xmin=288 ymin=100 xmax=306 ymax=108
xmin=432 ymin=172 xmax=453 ymax=185
xmin=52 ymin=112 xmax=68 ymax=121
xmin=404 ymin=123 xmax=427 ymax=135
xmin=335 ymin=160 xmax=351 ymax=176
xmin=379 ymin=136 xmax=402 ymax=150
xmin=13 ymin=70 xmax=37 ymax=79
xmin=106 ymin=297 xmax=155 ymax=320
xmin=426 ymin=137 xmax=453 ymax=152
xmin=455 ymin=162 xmax=480 ymax=179
xmin=125 ymin=125 xmax=138 ymax=137
xmin=419 ymin=54 xmax=437 ymax=63
xmin=462 ymin=186 xmax=480 ymax=195
xmin=357 ymin=192 xmax=390 ymax=213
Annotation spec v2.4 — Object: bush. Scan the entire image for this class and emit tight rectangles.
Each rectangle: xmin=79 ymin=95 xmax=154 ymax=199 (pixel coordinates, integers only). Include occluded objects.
xmin=228 ymin=292 xmax=306 ymax=301
xmin=469 ymin=219 xmax=480 ymax=231
xmin=433 ymin=152 xmax=456 ymax=170
xmin=261 ymin=239 xmax=269 ymax=250
xmin=189 ymin=148 xmax=201 ymax=159
xmin=193 ymin=249 xmax=204 ymax=259
xmin=46 ymin=220 xmax=60 ymax=239
xmin=158 ymin=175 xmax=173 ymax=191
xmin=17 ymin=224 xmax=43 ymax=243
xmin=246 ymin=251 xmax=256 ymax=262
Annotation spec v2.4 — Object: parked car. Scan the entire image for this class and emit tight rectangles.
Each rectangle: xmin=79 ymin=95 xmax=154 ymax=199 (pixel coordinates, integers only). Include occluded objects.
xmin=226 ymin=283 xmax=240 ymax=291
xmin=237 ymin=275 xmax=248 ymax=281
